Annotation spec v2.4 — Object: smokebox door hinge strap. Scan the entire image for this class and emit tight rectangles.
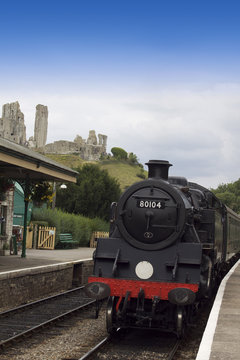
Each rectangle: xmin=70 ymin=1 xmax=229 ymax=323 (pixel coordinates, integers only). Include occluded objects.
xmin=172 ymin=253 xmax=179 ymax=280
xmin=112 ymin=248 xmax=120 ymax=277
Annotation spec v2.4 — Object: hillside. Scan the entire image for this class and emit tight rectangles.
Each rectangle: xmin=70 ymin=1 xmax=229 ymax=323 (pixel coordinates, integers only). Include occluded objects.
xmin=100 ymin=159 xmax=146 ymax=191
xmin=46 ymin=154 xmax=146 ymax=191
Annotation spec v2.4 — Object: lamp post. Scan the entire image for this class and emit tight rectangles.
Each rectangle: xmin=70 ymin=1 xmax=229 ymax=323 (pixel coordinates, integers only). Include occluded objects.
xmin=52 ymin=182 xmax=56 ymax=209
xmin=52 ymin=183 xmax=67 ymax=209
xmin=17 ymin=177 xmax=32 ymax=258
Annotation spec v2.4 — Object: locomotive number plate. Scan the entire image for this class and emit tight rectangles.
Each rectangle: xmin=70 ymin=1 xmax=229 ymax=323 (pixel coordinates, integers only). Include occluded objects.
xmin=137 ymin=200 xmax=164 ymax=209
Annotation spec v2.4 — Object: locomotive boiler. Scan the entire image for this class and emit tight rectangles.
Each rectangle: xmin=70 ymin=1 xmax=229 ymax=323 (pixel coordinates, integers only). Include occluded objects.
xmin=85 ymin=160 xmax=240 ymax=337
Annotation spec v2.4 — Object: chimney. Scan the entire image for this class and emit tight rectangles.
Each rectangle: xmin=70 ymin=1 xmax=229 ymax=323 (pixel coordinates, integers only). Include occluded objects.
xmin=145 ymin=160 xmax=172 ymax=180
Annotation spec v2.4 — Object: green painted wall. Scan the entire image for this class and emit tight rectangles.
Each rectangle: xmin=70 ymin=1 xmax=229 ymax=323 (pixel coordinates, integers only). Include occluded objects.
xmin=13 ymin=184 xmax=32 ymax=226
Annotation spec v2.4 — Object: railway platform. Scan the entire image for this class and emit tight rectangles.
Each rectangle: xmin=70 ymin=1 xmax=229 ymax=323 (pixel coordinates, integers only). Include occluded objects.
xmin=196 ymin=259 xmax=240 ymax=360
xmin=0 ymin=248 xmax=95 ymax=310
xmin=0 ymin=248 xmax=94 ymax=273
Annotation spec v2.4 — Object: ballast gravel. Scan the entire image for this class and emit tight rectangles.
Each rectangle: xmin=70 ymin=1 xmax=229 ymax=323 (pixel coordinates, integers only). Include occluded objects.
xmin=0 ymin=299 xmax=213 ymax=360
xmin=0 ymin=306 xmax=108 ymax=360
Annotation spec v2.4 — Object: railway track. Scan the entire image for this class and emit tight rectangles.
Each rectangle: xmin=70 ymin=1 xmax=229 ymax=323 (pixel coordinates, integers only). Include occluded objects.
xmin=0 ymin=286 xmax=95 ymax=348
xmin=79 ymin=334 xmax=111 ymax=359
xmin=79 ymin=328 xmax=181 ymax=360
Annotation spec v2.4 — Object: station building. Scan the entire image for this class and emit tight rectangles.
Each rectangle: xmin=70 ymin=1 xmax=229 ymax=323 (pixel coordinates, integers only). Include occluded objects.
xmin=0 ymin=137 xmax=77 ymax=256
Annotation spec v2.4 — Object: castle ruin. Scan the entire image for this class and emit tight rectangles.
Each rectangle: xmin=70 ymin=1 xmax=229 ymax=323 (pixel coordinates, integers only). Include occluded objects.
xmin=0 ymin=101 xmax=107 ymax=161
xmin=0 ymin=102 xmax=26 ymax=145
xmin=28 ymin=104 xmax=49 ymax=148
xmin=40 ymin=131 xmax=107 ymax=161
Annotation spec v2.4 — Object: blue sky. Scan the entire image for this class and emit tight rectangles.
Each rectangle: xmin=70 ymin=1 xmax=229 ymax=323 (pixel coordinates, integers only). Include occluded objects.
xmin=1 ymin=0 xmax=240 ymax=187
xmin=1 ymin=1 xmax=240 ymax=83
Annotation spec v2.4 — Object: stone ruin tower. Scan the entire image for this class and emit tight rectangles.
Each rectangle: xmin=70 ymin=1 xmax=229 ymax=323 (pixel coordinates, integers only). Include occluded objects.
xmin=0 ymin=102 xmax=48 ymax=149
xmin=28 ymin=104 xmax=48 ymax=148
xmin=87 ymin=130 xmax=98 ymax=145
xmin=34 ymin=104 xmax=48 ymax=148
xmin=0 ymin=101 xmax=26 ymax=145
xmin=98 ymin=133 xmax=107 ymax=147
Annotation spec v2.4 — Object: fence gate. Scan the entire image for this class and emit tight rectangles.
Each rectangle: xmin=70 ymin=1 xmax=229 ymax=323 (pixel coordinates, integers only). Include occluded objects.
xmin=38 ymin=226 xmax=56 ymax=250
xmin=90 ymin=231 xmax=109 ymax=248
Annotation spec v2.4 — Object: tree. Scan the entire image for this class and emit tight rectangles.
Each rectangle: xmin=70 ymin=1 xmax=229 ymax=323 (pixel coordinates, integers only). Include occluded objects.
xmin=215 ymin=192 xmax=236 ymax=209
xmin=212 ymin=178 xmax=240 ymax=213
xmin=56 ymin=164 xmax=121 ymax=221
xmin=111 ymin=147 xmax=128 ymax=160
xmin=128 ymin=152 xmax=138 ymax=165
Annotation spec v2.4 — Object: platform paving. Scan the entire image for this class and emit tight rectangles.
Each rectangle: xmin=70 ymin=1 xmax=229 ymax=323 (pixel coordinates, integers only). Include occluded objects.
xmin=196 ymin=260 xmax=240 ymax=360
xmin=0 ymin=248 xmax=95 ymax=273
xmin=209 ymin=262 xmax=240 ymax=360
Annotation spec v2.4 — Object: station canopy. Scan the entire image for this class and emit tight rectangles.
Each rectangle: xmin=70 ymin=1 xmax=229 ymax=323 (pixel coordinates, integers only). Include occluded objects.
xmin=0 ymin=137 xmax=77 ymax=183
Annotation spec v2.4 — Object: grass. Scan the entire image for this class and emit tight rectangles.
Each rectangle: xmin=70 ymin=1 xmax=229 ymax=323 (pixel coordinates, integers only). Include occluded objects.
xmin=44 ymin=154 xmax=147 ymax=191
xmin=45 ymin=154 xmax=86 ymax=169
xmin=99 ymin=159 xmax=145 ymax=191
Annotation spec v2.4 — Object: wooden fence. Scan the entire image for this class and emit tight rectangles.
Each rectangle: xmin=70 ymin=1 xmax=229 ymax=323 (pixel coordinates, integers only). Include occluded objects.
xmin=26 ymin=226 xmax=33 ymax=249
xmin=90 ymin=231 xmax=109 ymax=248
xmin=37 ymin=226 xmax=56 ymax=250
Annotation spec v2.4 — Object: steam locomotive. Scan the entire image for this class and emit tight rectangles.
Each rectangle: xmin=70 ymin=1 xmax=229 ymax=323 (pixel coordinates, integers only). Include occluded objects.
xmin=85 ymin=160 xmax=240 ymax=337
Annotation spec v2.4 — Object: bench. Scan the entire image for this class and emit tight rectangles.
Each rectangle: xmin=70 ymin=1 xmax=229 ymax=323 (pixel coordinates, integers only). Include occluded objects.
xmin=59 ymin=233 xmax=78 ymax=248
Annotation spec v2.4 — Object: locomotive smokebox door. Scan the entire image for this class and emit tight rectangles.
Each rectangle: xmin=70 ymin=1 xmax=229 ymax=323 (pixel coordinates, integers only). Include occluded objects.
xmin=116 ymin=179 xmax=187 ymax=250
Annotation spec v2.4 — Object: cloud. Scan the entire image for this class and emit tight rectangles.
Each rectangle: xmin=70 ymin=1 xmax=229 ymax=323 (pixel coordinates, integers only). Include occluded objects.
xmin=1 ymin=82 xmax=240 ymax=188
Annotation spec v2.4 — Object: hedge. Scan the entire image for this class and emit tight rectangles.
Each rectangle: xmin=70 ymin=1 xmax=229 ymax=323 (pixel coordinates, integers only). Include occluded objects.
xmin=32 ymin=208 xmax=109 ymax=247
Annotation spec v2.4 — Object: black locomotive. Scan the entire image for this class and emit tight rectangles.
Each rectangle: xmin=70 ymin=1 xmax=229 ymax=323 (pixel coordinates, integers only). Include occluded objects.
xmin=85 ymin=160 xmax=240 ymax=337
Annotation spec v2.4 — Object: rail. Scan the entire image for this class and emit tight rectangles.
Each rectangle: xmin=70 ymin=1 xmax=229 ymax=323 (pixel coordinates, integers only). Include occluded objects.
xmin=0 ymin=286 xmax=95 ymax=348
xmin=77 ymin=328 xmax=181 ymax=360
xmin=78 ymin=334 xmax=111 ymax=360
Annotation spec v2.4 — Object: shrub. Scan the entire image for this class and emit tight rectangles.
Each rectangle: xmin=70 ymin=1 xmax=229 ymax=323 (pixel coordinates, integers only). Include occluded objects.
xmin=111 ymin=147 xmax=128 ymax=160
xmin=32 ymin=208 xmax=108 ymax=247
xmin=128 ymin=152 xmax=138 ymax=165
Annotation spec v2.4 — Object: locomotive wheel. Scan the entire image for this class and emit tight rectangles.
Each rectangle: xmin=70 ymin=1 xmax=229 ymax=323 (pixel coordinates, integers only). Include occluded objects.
xmin=176 ymin=307 xmax=186 ymax=338
xmin=106 ymin=296 xmax=117 ymax=334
